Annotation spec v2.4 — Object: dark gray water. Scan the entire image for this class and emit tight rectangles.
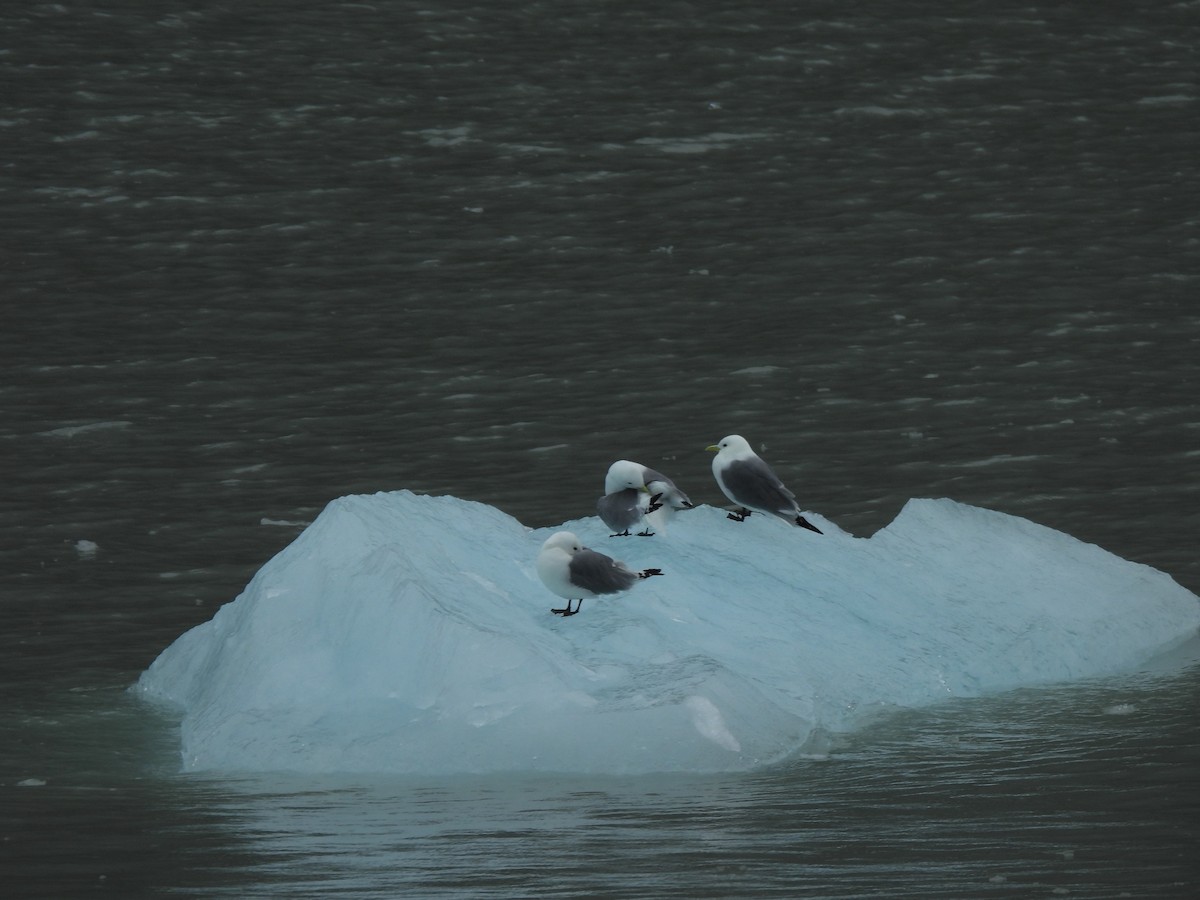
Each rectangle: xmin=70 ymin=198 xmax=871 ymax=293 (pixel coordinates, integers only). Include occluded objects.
xmin=3 ymin=1 xmax=1198 ymax=896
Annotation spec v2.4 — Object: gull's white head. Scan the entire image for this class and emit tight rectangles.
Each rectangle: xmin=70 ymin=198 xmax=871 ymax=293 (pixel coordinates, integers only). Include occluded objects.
xmin=706 ymin=434 xmax=754 ymax=459
xmin=541 ymin=531 xmax=583 ymax=556
xmin=603 ymin=459 xmax=648 ymax=495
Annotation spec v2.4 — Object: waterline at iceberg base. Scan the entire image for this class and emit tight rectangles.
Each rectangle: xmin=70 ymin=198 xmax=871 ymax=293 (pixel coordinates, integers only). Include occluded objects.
xmin=135 ymin=491 xmax=1200 ymax=775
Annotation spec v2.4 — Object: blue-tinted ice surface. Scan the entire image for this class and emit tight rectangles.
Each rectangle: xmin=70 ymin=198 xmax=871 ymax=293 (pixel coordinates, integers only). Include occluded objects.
xmin=136 ymin=492 xmax=1199 ymax=774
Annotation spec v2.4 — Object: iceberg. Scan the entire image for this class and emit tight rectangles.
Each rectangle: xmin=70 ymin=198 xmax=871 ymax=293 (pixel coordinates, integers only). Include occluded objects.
xmin=136 ymin=491 xmax=1199 ymax=775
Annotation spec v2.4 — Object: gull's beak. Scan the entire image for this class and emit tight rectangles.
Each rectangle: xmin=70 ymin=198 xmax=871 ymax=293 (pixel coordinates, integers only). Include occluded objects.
xmin=705 ymin=444 xmax=719 ymax=452
xmin=638 ymin=485 xmax=650 ymax=492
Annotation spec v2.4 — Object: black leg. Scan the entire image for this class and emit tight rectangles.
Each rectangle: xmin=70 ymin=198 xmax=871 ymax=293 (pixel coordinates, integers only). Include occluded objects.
xmin=610 ymin=529 xmax=631 ymax=537
xmin=551 ymin=599 xmax=582 ymax=617
xmin=636 ymin=529 xmax=656 ymax=536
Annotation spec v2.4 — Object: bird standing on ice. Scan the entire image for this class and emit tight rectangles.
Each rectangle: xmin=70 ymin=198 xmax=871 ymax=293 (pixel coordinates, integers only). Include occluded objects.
xmin=596 ymin=460 xmax=661 ymax=536
xmin=641 ymin=463 xmax=694 ymax=526
xmin=597 ymin=459 xmax=693 ymax=536
xmin=536 ymin=531 xmax=663 ymax=616
xmin=706 ymin=434 xmax=823 ymax=533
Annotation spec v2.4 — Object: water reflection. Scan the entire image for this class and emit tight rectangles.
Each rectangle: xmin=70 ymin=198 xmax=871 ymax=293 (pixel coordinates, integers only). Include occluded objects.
xmin=137 ymin=667 xmax=1200 ymax=898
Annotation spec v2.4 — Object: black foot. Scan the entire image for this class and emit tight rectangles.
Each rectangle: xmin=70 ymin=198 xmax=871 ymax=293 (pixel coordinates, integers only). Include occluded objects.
xmin=727 ymin=508 xmax=751 ymax=522
xmin=610 ymin=530 xmax=631 ymax=537
xmin=636 ymin=529 xmax=656 ymax=537
xmin=551 ymin=599 xmax=582 ymax=616
xmin=638 ymin=568 xmax=664 ymax=579
xmin=797 ymin=516 xmax=823 ymax=534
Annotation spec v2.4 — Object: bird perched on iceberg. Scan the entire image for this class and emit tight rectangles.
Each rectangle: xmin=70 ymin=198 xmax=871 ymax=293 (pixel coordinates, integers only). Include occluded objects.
xmin=706 ymin=434 xmax=823 ymax=533
xmin=536 ymin=531 xmax=663 ymax=617
xmin=597 ymin=459 xmax=693 ymax=537
xmin=642 ymin=464 xmax=694 ymax=517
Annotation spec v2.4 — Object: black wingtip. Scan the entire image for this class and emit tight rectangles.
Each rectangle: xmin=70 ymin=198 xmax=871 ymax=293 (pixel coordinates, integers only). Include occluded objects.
xmin=796 ymin=516 xmax=823 ymax=534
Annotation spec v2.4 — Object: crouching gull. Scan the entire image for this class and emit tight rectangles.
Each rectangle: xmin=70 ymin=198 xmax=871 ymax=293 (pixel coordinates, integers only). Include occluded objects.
xmin=597 ymin=459 xmax=694 ymax=536
xmin=536 ymin=531 xmax=663 ymax=617
xmin=706 ymin=434 xmax=823 ymax=533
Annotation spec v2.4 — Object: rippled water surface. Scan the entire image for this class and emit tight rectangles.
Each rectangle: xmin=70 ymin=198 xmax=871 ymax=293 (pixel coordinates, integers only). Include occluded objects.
xmin=3 ymin=1 xmax=1198 ymax=896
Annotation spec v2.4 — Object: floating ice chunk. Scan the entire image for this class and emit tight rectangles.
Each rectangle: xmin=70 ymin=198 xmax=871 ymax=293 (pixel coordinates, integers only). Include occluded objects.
xmin=40 ymin=420 xmax=132 ymax=438
xmin=135 ymin=491 xmax=1200 ymax=775
xmin=730 ymin=365 xmax=784 ymax=376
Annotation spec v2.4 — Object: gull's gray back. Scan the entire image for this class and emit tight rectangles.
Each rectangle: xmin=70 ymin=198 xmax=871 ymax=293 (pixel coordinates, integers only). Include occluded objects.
xmin=597 ymin=488 xmax=642 ymax=532
xmin=722 ymin=457 xmax=796 ymax=512
xmin=569 ymin=548 xmax=638 ymax=595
